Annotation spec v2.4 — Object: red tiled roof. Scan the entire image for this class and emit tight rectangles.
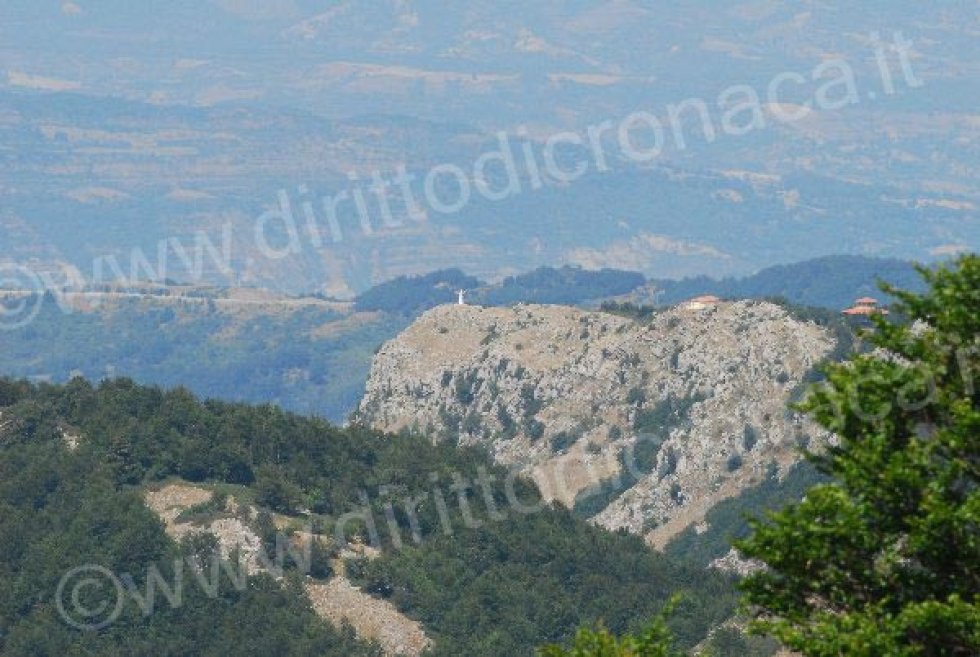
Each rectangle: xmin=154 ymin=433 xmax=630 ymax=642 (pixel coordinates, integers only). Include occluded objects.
xmin=843 ymin=305 xmax=889 ymax=316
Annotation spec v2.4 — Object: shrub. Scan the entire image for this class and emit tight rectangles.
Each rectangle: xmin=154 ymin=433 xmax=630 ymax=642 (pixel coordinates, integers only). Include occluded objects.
xmin=550 ymin=431 xmax=578 ymax=453
xmin=525 ymin=418 xmax=546 ymax=441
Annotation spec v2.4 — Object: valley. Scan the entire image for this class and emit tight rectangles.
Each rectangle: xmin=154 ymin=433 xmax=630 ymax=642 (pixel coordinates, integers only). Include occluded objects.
xmin=1 ymin=3 xmax=976 ymax=653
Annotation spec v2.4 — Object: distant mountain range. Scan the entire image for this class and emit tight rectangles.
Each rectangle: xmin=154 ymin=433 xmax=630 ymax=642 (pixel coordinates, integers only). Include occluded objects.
xmin=0 ymin=255 xmax=936 ymax=422
xmin=356 ymin=255 xmax=928 ymax=315
xmin=4 ymin=1 xmax=979 ymax=128
xmin=1 ymin=3 xmax=976 ymax=293
xmin=1 ymin=85 xmax=972 ymax=296
xmin=653 ymin=255 xmax=927 ymax=309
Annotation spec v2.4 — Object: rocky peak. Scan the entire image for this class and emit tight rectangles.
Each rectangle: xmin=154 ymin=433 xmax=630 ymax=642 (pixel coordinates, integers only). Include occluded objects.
xmin=357 ymin=300 xmax=834 ymax=546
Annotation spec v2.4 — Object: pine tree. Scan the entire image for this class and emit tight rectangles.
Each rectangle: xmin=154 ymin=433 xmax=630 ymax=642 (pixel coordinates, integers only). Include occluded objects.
xmin=737 ymin=255 xmax=980 ymax=656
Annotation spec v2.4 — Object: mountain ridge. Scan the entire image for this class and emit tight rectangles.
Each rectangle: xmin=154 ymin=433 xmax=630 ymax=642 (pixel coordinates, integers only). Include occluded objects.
xmin=357 ymin=298 xmax=835 ymax=546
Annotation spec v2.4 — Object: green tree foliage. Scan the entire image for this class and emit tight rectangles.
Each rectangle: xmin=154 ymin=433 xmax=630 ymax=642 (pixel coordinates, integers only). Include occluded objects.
xmin=354 ymin=509 xmax=740 ymax=656
xmin=700 ymin=626 xmax=780 ymax=657
xmin=0 ymin=375 xmax=744 ymax=656
xmin=737 ymin=254 xmax=980 ymax=656
xmin=0 ymin=436 xmax=382 ymax=656
xmin=537 ymin=597 xmax=683 ymax=657
xmin=254 ymin=464 xmax=304 ymax=514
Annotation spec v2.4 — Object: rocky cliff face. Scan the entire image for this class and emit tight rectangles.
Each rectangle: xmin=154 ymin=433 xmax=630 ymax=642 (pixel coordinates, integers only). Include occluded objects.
xmin=357 ymin=300 xmax=833 ymax=546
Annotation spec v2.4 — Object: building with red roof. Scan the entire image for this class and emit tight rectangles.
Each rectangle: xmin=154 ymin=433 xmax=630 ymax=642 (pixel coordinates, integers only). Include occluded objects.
xmin=842 ymin=297 xmax=888 ymax=317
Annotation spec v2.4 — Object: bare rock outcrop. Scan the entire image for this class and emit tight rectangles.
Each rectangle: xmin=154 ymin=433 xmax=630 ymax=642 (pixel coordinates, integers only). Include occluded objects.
xmin=144 ymin=483 xmax=430 ymax=656
xmin=357 ymin=300 xmax=834 ymax=546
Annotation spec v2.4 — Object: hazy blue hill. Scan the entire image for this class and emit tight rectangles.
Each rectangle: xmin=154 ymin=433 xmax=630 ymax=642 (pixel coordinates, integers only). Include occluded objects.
xmin=4 ymin=1 xmax=976 ymax=125
xmin=656 ymin=255 xmax=926 ymax=310
xmin=0 ymin=257 xmax=932 ymax=424
xmin=354 ymin=269 xmax=482 ymax=314
xmin=476 ymin=266 xmax=645 ymax=306
xmin=0 ymin=295 xmax=410 ymax=423
xmin=354 ymin=266 xmax=646 ymax=315
xmin=354 ymin=266 xmax=647 ymax=314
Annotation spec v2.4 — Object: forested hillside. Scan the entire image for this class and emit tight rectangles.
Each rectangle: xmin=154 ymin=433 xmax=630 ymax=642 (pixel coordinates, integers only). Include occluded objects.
xmin=353 ymin=266 xmax=645 ymax=315
xmin=0 ymin=295 xmax=408 ymax=422
xmin=0 ymin=377 xmax=760 ymax=657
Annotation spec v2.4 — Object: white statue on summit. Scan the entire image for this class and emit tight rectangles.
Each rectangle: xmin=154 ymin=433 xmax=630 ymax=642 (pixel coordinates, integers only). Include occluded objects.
xmin=457 ymin=289 xmax=466 ymax=305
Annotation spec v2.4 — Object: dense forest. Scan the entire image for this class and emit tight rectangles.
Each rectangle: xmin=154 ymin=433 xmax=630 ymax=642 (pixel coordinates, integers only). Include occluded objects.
xmin=0 ymin=383 xmax=383 ymax=655
xmin=0 ymin=377 xmax=758 ymax=657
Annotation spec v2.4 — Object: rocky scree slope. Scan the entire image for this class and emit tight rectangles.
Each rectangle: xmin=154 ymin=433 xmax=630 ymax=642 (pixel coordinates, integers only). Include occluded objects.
xmin=144 ymin=482 xmax=430 ymax=657
xmin=357 ymin=300 xmax=833 ymax=547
